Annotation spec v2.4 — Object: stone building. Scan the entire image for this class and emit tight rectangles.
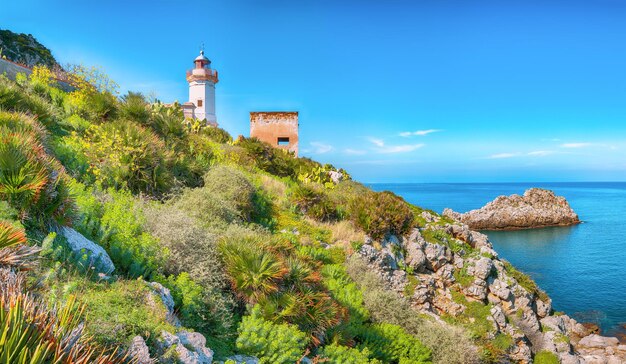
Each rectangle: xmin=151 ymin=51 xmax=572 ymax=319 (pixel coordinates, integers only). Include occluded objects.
xmin=250 ymin=112 xmax=299 ymax=156
xmin=182 ymin=50 xmax=218 ymax=126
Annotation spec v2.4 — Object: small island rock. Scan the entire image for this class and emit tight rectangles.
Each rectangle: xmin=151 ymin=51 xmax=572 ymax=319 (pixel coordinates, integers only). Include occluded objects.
xmin=443 ymin=188 xmax=580 ymax=230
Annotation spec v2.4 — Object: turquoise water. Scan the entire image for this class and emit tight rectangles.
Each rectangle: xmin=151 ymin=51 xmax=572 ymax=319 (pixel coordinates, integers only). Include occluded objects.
xmin=370 ymin=182 xmax=626 ymax=337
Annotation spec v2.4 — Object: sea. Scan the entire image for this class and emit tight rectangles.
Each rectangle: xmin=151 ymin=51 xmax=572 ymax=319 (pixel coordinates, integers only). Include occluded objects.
xmin=369 ymin=182 xmax=626 ymax=339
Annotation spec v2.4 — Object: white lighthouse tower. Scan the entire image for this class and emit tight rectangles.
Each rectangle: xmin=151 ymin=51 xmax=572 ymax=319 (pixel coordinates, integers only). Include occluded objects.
xmin=182 ymin=50 xmax=219 ymax=126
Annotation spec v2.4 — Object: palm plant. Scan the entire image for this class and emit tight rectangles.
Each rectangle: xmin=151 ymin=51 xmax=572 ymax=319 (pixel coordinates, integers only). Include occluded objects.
xmin=282 ymin=257 xmax=320 ymax=290
xmin=0 ymin=111 xmax=75 ymax=227
xmin=0 ymin=222 xmax=39 ymax=269
xmin=221 ymin=243 xmax=287 ymax=304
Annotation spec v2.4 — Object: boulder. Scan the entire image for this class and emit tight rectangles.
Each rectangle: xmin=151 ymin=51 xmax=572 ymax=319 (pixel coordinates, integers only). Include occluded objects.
xmin=469 ymin=257 xmax=494 ymax=281
xmin=158 ymin=330 xmax=214 ymax=364
xmin=148 ymin=281 xmax=181 ymax=327
xmin=443 ymin=188 xmax=580 ymax=230
xmin=488 ymin=278 xmax=512 ymax=301
xmin=128 ymin=336 xmax=152 ymax=364
xmin=61 ymin=227 xmax=115 ymax=274
xmin=578 ymin=334 xmax=619 ymax=349
xmin=424 ymin=243 xmax=450 ymax=271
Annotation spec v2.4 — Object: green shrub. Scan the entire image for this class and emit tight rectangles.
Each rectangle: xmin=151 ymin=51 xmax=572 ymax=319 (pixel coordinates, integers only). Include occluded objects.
xmin=158 ymin=272 xmax=236 ymax=350
xmin=318 ymin=344 xmax=379 ymax=364
xmin=80 ymin=120 xmax=174 ymax=195
xmin=357 ymin=323 xmax=432 ymax=364
xmin=73 ymin=186 xmax=166 ymax=278
xmin=143 ymin=205 xmax=236 ymax=334
xmin=534 ymin=350 xmax=559 ymax=364
xmin=236 ymin=306 xmax=309 ymax=364
xmin=0 ymin=75 xmax=57 ymax=123
xmin=202 ymin=165 xmax=256 ymax=220
xmin=149 ymin=102 xmax=186 ymax=140
xmin=290 ymin=184 xmax=339 ymax=222
xmin=322 ymin=264 xmax=369 ymax=325
xmin=119 ymin=92 xmax=150 ymax=124
xmin=348 ymin=191 xmax=413 ymax=239
xmin=80 ymin=279 xmax=174 ymax=347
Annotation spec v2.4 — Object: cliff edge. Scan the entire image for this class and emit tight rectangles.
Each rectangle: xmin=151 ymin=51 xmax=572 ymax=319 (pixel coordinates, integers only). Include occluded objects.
xmin=443 ymin=188 xmax=580 ymax=230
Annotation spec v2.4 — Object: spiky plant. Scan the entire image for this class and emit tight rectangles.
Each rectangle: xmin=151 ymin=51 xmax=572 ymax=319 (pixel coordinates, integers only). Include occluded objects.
xmin=221 ymin=243 xmax=287 ymax=304
xmin=0 ymin=286 xmax=132 ymax=363
xmin=0 ymin=222 xmax=39 ymax=269
xmin=282 ymin=257 xmax=320 ymax=290
xmin=0 ymin=111 xmax=75 ymax=227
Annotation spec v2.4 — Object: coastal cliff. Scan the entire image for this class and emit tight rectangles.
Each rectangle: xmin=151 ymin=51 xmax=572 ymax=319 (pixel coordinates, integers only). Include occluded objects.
xmin=0 ymin=33 xmax=620 ymax=364
xmin=356 ymin=211 xmax=625 ymax=363
xmin=443 ymin=188 xmax=580 ymax=230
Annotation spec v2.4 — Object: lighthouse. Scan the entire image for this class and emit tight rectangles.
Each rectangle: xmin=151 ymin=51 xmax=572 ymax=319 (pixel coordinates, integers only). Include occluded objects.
xmin=182 ymin=50 xmax=219 ymax=126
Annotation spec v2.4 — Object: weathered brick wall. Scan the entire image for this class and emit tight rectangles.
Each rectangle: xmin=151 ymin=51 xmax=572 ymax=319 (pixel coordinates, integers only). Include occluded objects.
xmin=250 ymin=112 xmax=299 ymax=156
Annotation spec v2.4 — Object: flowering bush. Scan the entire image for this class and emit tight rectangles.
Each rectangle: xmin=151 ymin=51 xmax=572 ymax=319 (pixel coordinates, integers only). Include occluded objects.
xmin=79 ymin=120 xmax=174 ymax=195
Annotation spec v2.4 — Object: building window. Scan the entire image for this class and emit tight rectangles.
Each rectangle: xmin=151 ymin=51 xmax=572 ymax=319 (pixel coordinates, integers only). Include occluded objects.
xmin=197 ymin=100 xmax=203 ymax=107
xmin=277 ymin=137 xmax=290 ymax=146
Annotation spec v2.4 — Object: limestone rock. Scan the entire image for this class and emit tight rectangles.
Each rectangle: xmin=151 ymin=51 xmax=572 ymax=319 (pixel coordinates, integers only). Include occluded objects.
xmin=158 ymin=330 xmax=214 ymax=364
xmin=470 ymin=257 xmax=494 ymax=281
xmin=148 ymin=281 xmax=181 ymax=327
xmin=443 ymin=188 xmax=580 ymax=230
xmin=488 ymin=278 xmax=512 ymax=301
xmin=128 ymin=336 xmax=152 ymax=364
xmin=61 ymin=227 xmax=115 ymax=274
xmin=578 ymin=334 xmax=620 ymax=349
xmin=424 ymin=242 xmax=450 ymax=271
xmin=328 ymin=170 xmax=344 ymax=184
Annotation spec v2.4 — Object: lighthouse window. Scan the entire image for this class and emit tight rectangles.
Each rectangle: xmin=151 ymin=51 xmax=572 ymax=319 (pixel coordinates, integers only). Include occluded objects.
xmin=197 ymin=100 xmax=203 ymax=107
xmin=277 ymin=137 xmax=290 ymax=146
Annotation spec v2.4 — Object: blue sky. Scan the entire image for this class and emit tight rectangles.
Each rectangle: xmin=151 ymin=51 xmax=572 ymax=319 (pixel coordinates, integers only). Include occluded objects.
xmin=2 ymin=0 xmax=626 ymax=182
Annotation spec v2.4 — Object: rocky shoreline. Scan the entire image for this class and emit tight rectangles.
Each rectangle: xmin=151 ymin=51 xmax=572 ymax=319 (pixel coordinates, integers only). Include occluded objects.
xmin=356 ymin=210 xmax=624 ymax=363
xmin=443 ymin=188 xmax=581 ymax=230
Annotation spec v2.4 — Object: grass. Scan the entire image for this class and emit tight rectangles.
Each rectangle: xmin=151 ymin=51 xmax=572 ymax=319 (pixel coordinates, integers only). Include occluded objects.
xmin=404 ymin=274 xmax=419 ymax=297
xmin=503 ymin=261 xmax=549 ymax=302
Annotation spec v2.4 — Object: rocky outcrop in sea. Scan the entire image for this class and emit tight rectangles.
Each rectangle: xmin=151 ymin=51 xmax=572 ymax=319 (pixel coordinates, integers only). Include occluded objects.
xmin=443 ymin=188 xmax=580 ymax=230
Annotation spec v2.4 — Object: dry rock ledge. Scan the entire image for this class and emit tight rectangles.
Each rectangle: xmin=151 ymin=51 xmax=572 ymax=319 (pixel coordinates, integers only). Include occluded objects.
xmin=443 ymin=188 xmax=581 ymax=230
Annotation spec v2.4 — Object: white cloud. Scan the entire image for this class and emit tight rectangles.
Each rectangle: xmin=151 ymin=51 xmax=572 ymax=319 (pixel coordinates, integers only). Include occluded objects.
xmin=487 ymin=150 xmax=558 ymax=159
xmin=309 ymin=141 xmax=333 ymax=154
xmin=560 ymin=142 xmax=592 ymax=148
xmin=378 ymin=144 xmax=425 ymax=154
xmin=399 ymin=129 xmax=443 ymax=137
xmin=527 ymin=150 xmax=554 ymax=157
xmin=368 ymin=137 xmax=385 ymax=147
xmin=487 ymin=153 xmax=520 ymax=159
xmin=367 ymin=137 xmax=424 ymax=154
xmin=344 ymin=148 xmax=367 ymax=155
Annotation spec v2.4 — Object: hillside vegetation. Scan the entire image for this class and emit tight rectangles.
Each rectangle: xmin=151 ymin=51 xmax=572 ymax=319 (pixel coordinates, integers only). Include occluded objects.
xmin=0 ymin=56 xmax=578 ymax=364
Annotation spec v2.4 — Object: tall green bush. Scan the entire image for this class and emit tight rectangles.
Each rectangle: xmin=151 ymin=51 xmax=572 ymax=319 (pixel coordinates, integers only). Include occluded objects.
xmin=348 ymin=191 xmax=413 ymax=239
xmin=236 ymin=306 xmax=309 ymax=364
xmin=357 ymin=323 xmax=432 ymax=364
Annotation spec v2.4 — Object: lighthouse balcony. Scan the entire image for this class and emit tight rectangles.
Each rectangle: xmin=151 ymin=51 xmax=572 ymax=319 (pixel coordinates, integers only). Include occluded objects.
xmin=186 ymin=68 xmax=219 ymax=83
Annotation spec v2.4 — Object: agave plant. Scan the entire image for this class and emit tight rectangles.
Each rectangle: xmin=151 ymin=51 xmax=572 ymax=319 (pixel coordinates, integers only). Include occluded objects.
xmin=221 ymin=242 xmax=287 ymax=304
